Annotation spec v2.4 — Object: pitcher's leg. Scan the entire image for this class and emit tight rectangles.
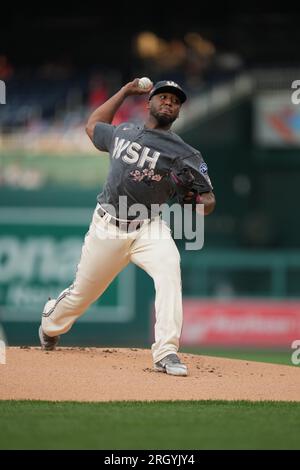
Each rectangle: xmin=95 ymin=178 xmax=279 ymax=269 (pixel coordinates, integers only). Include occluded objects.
xmin=130 ymin=219 xmax=183 ymax=363
xmin=42 ymin=215 xmax=130 ymax=337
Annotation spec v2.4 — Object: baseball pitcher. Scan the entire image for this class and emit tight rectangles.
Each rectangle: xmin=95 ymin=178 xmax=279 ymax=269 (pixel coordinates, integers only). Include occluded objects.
xmin=39 ymin=78 xmax=216 ymax=376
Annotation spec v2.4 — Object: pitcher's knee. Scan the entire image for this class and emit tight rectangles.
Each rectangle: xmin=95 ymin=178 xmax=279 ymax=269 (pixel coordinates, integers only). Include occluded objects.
xmin=154 ymin=261 xmax=181 ymax=285
xmin=161 ymin=255 xmax=181 ymax=273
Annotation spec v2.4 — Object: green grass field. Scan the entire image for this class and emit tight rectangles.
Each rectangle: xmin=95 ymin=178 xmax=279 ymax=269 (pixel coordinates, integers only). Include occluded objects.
xmin=0 ymin=400 xmax=300 ymax=450
xmin=1 ymin=350 xmax=299 ymax=450
xmin=1 ymin=152 xmax=109 ymax=187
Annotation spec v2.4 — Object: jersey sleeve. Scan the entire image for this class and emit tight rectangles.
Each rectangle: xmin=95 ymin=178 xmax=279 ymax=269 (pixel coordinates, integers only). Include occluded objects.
xmin=92 ymin=122 xmax=116 ymax=151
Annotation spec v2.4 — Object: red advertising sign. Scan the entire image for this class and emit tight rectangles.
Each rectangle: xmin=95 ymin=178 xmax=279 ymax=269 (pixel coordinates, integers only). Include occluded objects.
xmin=181 ymin=299 xmax=300 ymax=347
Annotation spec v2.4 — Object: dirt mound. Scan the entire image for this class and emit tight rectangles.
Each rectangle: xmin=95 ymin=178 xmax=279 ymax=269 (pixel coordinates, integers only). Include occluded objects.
xmin=1 ymin=347 xmax=299 ymax=402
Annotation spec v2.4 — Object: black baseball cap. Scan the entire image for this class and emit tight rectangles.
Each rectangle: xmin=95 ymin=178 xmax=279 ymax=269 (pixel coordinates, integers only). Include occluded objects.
xmin=149 ymin=80 xmax=187 ymax=104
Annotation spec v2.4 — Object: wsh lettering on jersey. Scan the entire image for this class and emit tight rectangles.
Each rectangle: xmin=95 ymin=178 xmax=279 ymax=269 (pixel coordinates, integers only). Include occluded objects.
xmin=112 ymin=137 xmax=160 ymax=169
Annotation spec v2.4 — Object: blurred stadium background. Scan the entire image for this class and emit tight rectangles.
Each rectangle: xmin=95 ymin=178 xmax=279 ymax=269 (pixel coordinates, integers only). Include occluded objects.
xmin=1 ymin=9 xmax=300 ymax=360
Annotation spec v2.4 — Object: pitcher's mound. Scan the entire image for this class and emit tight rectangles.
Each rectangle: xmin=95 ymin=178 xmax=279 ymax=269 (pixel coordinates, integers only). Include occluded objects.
xmin=1 ymin=347 xmax=299 ymax=402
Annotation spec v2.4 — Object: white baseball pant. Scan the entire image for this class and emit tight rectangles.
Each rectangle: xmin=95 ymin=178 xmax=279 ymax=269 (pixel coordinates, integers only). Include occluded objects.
xmin=41 ymin=205 xmax=183 ymax=363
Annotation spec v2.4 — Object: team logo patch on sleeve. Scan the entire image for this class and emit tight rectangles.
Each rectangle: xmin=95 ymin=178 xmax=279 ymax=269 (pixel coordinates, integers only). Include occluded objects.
xmin=199 ymin=162 xmax=208 ymax=174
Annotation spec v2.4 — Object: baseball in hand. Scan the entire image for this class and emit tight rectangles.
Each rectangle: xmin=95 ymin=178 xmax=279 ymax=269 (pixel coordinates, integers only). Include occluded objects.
xmin=138 ymin=77 xmax=153 ymax=89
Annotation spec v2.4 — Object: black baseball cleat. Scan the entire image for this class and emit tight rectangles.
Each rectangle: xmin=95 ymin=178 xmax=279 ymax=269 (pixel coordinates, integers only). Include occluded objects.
xmin=38 ymin=326 xmax=60 ymax=351
xmin=154 ymin=353 xmax=188 ymax=376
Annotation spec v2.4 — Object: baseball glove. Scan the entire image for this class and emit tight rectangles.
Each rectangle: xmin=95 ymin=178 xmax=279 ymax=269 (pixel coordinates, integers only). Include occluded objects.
xmin=170 ymin=165 xmax=212 ymax=208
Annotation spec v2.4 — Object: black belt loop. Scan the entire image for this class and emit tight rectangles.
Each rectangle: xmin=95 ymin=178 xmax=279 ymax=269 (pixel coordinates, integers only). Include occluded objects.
xmin=97 ymin=205 xmax=147 ymax=232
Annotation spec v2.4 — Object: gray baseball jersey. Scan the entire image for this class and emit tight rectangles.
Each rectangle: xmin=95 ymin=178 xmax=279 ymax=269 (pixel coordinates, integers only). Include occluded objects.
xmin=93 ymin=122 xmax=213 ymax=219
